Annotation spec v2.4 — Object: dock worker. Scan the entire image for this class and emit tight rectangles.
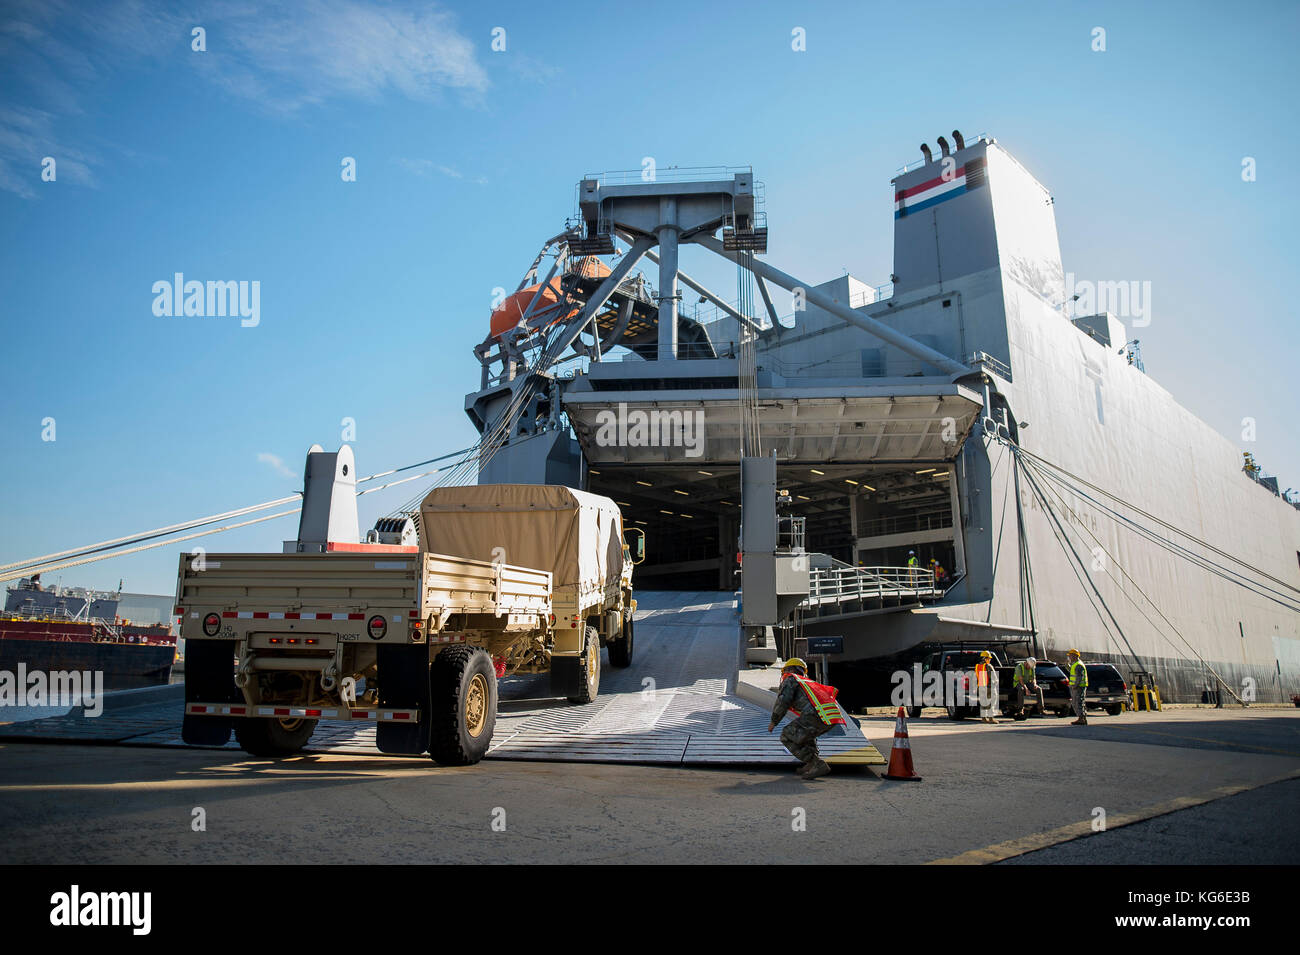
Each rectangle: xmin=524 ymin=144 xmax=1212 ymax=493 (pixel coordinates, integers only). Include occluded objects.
xmin=976 ymin=650 xmax=1000 ymax=723
xmin=1067 ymin=648 xmax=1089 ymax=725
xmin=907 ymin=550 xmax=919 ymax=586
xmin=767 ymin=657 xmax=845 ymax=780
xmin=1012 ymin=656 xmax=1042 ymax=720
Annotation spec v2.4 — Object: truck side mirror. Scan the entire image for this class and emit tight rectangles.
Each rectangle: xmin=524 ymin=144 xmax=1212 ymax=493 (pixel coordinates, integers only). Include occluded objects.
xmin=624 ymin=528 xmax=646 ymax=565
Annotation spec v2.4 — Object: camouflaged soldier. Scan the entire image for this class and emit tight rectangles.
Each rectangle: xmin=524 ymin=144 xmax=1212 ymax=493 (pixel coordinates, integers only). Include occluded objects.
xmin=767 ymin=657 xmax=846 ymax=779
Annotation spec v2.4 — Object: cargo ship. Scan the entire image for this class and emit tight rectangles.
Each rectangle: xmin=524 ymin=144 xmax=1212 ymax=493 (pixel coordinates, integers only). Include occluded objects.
xmin=456 ymin=132 xmax=1300 ymax=706
xmin=1 ymin=576 xmax=177 ymax=689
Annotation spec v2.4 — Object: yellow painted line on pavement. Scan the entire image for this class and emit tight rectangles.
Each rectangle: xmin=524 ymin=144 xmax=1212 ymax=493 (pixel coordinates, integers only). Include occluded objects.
xmin=926 ymin=767 xmax=1300 ymax=865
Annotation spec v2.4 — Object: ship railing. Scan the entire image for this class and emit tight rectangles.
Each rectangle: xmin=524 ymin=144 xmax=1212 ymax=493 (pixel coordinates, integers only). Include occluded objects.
xmin=88 ymin=616 xmax=122 ymax=641
xmin=968 ymin=350 xmax=1013 ymax=382
xmin=581 ymin=164 xmax=754 ymax=186
xmin=805 ymin=558 xmax=942 ymax=610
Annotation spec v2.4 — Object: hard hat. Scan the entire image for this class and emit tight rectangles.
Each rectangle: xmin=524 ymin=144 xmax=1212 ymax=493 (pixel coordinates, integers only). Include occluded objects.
xmin=1067 ymin=647 xmax=1081 ymax=656
xmin=909 ymin=550 xmax=915 ymax=555
xmin=782 ymin=657 xmax=808 ymax=672
xmin=1027 ymin=656 xmax=1037 ymax=664
xmin=980 ymin=650 xmax=992 ymax=659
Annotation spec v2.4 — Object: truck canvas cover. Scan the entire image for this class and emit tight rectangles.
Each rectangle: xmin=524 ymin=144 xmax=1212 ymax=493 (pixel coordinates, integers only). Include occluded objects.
xmin=419 ymin=484 xmax=624 ymax=591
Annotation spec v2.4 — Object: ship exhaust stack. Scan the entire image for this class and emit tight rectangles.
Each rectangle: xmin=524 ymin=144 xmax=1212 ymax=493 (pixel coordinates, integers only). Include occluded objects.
xmin=919 ymin=143 xmax=933 ymax=165
xmin=287 ymin=444 xmax=359 ymax=553
xmin=937 ymin=136 xmax=950 ymax=157
xmin=952 ymin=129 xmax=965 ymax=150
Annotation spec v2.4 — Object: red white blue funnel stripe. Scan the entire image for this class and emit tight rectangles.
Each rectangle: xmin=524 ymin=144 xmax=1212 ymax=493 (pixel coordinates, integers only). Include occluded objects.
xmin=895 ymin=165 xmax=967 ymax=218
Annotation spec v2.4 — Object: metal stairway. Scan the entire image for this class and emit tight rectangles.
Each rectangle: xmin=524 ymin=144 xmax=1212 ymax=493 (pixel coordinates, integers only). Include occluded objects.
xmin=801 ymin=556 xmax=944 ymax=623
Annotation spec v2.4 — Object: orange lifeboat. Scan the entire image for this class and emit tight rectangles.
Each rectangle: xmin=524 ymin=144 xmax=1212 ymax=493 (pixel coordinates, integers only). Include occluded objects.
xmin=489 ymin=257 xmax=612 ymax=340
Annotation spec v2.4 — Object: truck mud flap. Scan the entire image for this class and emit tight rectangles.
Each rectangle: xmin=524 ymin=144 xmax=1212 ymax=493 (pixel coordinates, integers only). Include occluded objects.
xmin=549 ymin=653 xmax=583 ymax=698
xmin=376 ymin=644 xmax=430 ymax=755
xmin=182 ymin=638 xmax=241 ymax=746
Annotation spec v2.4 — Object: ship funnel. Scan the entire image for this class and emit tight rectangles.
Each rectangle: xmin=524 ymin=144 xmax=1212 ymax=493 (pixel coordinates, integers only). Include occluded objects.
xmin=952 ymin=129 xmax=965 ymax=150
xmin=919 ymin=143 xmax=933 ymax=165
xmin=937 ymin=136 xmax=950 ymax=158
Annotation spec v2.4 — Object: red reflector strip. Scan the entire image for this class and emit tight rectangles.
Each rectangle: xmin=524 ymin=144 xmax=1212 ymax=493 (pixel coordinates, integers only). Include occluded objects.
xmin=285 ymin=613 xmax=301 ymax=619
xmin=273 ymin=708 xmax=290 ymax=716
xmin=222 ymin=612 xmax=237 ymax=618
xmin=173 ymin=606 xmax=184 ymax=615
xmin=409 ymin=610 xmax=419 ymax=617
xmin=351 ymin=710 xmax=373 ymax=719
xmin=324 ymin=542 xmax=418 ymax=553
xmin=305 ymin=709 xmax=321 ymax=717
xmin=187 ymin=704 xmax=249 ymax=716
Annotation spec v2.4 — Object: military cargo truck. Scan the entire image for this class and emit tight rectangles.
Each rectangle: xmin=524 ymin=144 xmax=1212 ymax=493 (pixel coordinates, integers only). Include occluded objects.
xmin=418 ymin=484 xmax=641 ymax=704
xmin=177 ymin=448 xmax=643 ymax=765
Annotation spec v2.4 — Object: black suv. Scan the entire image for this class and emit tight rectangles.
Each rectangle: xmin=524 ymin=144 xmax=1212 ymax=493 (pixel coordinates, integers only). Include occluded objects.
xmin=1084 ymin=664 xmax=1129 ymax=715
xmin=1035 ymin=661 xmax=1074 ymax=717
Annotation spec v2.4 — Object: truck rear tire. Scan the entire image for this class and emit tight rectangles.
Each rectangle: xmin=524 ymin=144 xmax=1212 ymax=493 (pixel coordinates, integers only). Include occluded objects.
xmin=607 ymin=613 xmax=634 ymax=668
xmin=235 ymin=717 xmax=317 ymax=757
xmin=428 ymin=645 xmax=497 ymax=766
xmin=572 ymin=626 xmax=601 ymax=704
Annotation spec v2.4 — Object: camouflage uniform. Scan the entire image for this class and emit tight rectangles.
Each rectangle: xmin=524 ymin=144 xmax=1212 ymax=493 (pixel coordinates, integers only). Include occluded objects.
xmin=771 ymin=675 xmax=833 ymax=764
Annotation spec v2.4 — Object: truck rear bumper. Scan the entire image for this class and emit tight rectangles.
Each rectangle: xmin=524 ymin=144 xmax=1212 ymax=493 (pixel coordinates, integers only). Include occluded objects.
xmin=186 ymin=702 xmax=418 ymax=722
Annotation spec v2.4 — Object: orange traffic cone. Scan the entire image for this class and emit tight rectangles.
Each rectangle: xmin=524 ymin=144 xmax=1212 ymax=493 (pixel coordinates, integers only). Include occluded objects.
xmin=883 ymin=705 xmax=922 ymax=781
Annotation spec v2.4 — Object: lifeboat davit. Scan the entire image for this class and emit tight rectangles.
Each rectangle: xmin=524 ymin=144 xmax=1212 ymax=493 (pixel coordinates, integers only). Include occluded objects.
xmin=489 ymin=256 xmax=611 ymax=340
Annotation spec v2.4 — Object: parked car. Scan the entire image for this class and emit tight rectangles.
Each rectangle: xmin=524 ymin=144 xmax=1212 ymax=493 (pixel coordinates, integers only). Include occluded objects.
xmin=1033 ymin=661 xmax=1074 ymax=717
xmin=1084 ymin=663 xmax=1129 ymax=715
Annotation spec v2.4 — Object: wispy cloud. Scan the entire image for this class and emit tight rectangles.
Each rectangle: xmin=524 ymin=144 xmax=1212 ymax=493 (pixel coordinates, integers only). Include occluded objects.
xmin=190 ymin=0 xmax=490 ymax=113
xmin=393 ymin=157 xmax=488 ymax=185
xmin=257 ymin=452 xmax=296 ymax=478
xmin=0 ymin=106 xmax=98 ymax=198
xmin=0 ymin=0 xmax=489 ymax=197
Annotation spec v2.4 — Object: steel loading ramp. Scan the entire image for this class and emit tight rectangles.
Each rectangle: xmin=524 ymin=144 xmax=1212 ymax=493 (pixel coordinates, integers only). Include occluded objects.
xmin=485 ymin=590 xmax=883 ymax=765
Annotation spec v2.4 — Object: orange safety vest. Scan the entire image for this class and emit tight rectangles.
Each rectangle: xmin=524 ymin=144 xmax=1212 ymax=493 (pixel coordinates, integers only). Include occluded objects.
xmin=976 ymin=662 xmax=991 ymax=686
xmin=786 ymin=675 xmax=847 ymax=726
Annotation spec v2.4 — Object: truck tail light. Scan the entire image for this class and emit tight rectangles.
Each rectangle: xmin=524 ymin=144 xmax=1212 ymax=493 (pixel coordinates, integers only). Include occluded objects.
xmin=202 ymin=613 xmax=221 ymax=636
xmin=367 ymin=615 xmax=387 ymax=640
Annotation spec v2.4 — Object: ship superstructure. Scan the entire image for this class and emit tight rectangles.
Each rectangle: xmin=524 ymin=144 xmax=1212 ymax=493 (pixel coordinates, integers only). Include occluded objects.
xmin=461 ymin=133 xmax=1300 ymax=704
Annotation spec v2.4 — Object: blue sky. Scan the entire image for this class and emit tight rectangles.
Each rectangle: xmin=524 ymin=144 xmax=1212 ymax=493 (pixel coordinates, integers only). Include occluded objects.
xmin=2 ymin=0 xmax=1297 ymax=596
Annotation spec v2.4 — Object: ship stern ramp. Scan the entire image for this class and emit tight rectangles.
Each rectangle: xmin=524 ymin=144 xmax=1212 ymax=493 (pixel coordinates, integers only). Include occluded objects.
xmin=484 ymin=590 xmax=884 ymax=766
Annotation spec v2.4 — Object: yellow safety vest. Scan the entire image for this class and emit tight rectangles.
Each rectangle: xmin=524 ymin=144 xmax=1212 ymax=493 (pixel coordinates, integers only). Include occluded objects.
xmin=1070 ymin=659 xmax=1089 ymax=687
